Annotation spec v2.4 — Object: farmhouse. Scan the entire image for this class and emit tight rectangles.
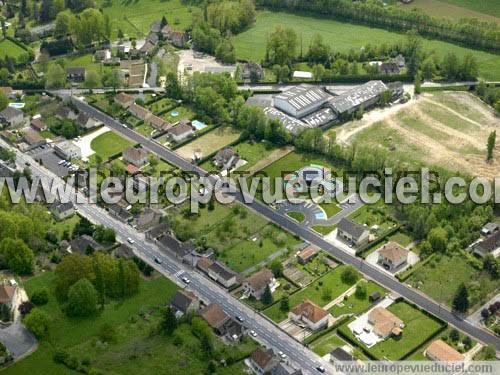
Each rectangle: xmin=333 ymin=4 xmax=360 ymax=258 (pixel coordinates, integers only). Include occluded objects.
xmin=114 ymin=243 xmax=135 ymax=259
xmin=474 ymin=230 xmax=500 ymax=258
xmin=170 ymin=289 xmax=199 ymax=317
xmin=327 ymin=81 xmax=388 ymax=115
xmin=200 ymin=303 xmax=231 ymax=335
xmin=50 ymin=201 xmax=75 ymax=221
xmin=248 ymin=348 xmax=278 ymax=375
xmin=139 ymin=40 xmax=156 ymax=56
xmin=94 ymin=49 xmax=111 ymax=62
xmin=54 ymin=140 xmax=81 ymax=160
xmin=108 ymin=203 xmax=133 ymax=223
xmin=379 ymin=61 xmax=400 ymax=74
xmin=157 ymin=234 xmax=193 ymax=259
xmin=123 ymin=147 xmax=149 ymax=167
xmin=296 ymin=245 xmax=320 ymax=264
xmin=240 ymin=62 xmax=263 ymax=81
xmin=136 ymin=208 xmax=162 ymax=232
xmin=213 ymin=147 xmax=240 ymax=171
xmin=273 ymin=85 xmax=330 ymax=118
xmin=206 ymin=261 xmax=238 ymax=289
xmin=145 ymin=222 xmax=170 ymax=241
xmin=162 ymin=25 xmax=189 ymax=47
xmin=21 ymin=129 xmax=46 ymax=150
xmin=55 ymin=105 xmax=77 ymax=121
xmin=377 ymin=242 xmax=409 ymax=270
xmin=243 ymin=268 xmax=275 ymax=300
xmin=425 ymin=339 xmax=464 ymax=363
xmin=337 ymin=218 xmax=369 ymax=247
xmin=114 ymin=92 xmax=135 ymax=108
xmin=147 ymin=114 xmax=170 ymax=130
xmin=66 ymin=67 xmax=86 ymax=82
xmin=76 ymin=113 xmax=98 ymax=129
xmin=289 ymin=299 xmax=330 ymax=331
xmin=367 ymin=307 xmax=404 ymax=339
xmin=0 ymin=107 xmax=25 ymax=127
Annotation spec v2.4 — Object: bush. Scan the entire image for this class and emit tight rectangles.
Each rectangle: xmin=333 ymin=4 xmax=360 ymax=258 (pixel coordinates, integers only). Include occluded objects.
xmin=53 ymin=349 xmax=69 ymax=364
xmin=341 ymin=266 xmax=360 ymax=285
xmin=24 ymin=308 xmax=50 ymax=338
xmin=31 ymin=288 xmax=50 ymax=306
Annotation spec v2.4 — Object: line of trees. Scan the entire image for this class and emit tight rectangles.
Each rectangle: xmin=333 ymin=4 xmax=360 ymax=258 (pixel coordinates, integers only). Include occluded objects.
xmin=256 ymin=0 xmax=500 ymax=52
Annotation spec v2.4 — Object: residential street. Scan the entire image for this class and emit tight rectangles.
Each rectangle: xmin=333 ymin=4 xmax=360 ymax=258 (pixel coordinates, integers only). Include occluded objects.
xmin=65 ymin=94 xmax=500 ymax=353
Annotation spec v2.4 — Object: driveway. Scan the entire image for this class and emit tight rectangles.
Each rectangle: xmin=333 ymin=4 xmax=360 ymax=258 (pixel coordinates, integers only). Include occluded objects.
xmin=73 ymin=126 xmax=110 ymax=161
xmin=366 ymin=249 xmax=420 ymax=276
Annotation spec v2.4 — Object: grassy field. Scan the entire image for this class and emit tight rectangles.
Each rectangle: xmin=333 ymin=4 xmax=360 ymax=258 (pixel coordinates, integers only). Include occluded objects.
xmin=329 ymin=281 xmax=386 ymax=318
xmin=90 ymin=131 xmax=134 ymax=160
xmin=0 ymin=39 xmax=27 ymax=59
xmin=161 ymin=105 xmax=196 ymax=123
xmin=176 ymin=127 xmax=242 ymax=160
xmin=145 ymin=97 xmax=178 ymax=114
xmin=397 ymin=0 xmax=500 ymax=22
xmin=263 ymin=265 xmax=353 ymax=323
xmin=310 ymin=332 xmax=347 ymax=357
xmin=232 ymin=140 xmax=278 ymax=171
xmin=339 ymin=301 xmax=444 ymax=360
xmin=233 ymin=11 xmax=500 ymax=80
xmin=407 ymin=254 xmax=498 ymax=310
xmin=349 ymin=92 xmax=499 ymax=179
xmin=6 ymin=272 xmax=179 ymax=374
xmin=38 ymin=53 xmax=112 ymax=78
xmin=99 ymin=0 xmax=195 ymax=39
xmin=287 ymin=211 xmax=305 ymax=222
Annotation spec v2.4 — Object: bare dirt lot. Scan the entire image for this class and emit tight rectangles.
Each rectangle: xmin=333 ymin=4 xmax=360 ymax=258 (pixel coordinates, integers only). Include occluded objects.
xmin=339 ymin=92 xmax=500 ymax=178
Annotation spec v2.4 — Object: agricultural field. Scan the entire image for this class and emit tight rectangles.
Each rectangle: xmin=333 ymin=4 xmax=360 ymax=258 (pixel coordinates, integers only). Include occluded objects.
xmin=347 ymin=92 xmax=500 ymax=179
xmin=175 ymin=127 xmax=242 ymax=160
xmin=396 ymin=0 xmax=500 ymax=22
xmin=338 ymin=301 xmax=445 ymax=360
xmin=37 ymin=53 xmax=113 ymax=77
xmin=99 ymin=0 xmax=195 ymax=40
xmin=233 ymin=11 xmax=500 ymax=80
xmin=407 ymin=253 xmax=498 ymax=310
xmin=263 ymin=265 xmax=354 ymax=323
xmin=0 ymin=39 xmax=28 ymax=59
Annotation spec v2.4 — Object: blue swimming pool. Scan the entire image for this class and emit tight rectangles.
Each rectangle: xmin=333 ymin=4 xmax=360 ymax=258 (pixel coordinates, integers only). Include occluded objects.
xmin=9 ymin=102 xmax=25 ymax=109
xmin=170 ymin=111 xmax=179 ymax=117
xmin=315 ymin=212 xmax=327 ymax=220
xmin=192 ymin=120 xmax=207 ymax=130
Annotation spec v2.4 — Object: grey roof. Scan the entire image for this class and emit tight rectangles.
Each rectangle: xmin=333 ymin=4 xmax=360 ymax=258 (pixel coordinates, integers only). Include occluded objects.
xmin=274 ymin=85 xmax=330 ymax=114
xmin=263 ymin=107 xmax=307 ymax=134
xmin=168 ymin=123 xmax=193 ymax=136
xmin=482 ymin=222 xmax=499 ymax=234
xmin=272 ymin=363 xmax=302 ymax=375
xmin=70 ymin=235 xmax=102 ymax=253
xmin=170 ymin=289 xmax=197 ymax=313
xmin=302 ymin=107 xmax=337 ymax=127
xmin=67 ymin=67 xmax=85 ymax=76
xmin=245 ymin=96 xmax=273 ymax=108
xmin=330 ymin=347 xmax=355 ymax=362
xmin=208 ymin=261 xmax=237 ymax=281
xmin=157 ymin=234 xmax=190 ymax=257
xmin=55 ymin=105 xmax=75 ymax=119
xmin=0 ymin=106 xmax=23 ymax=121
xmin=475 ymin=231 xmax=500 ymax=255
xmin=337 ymin=218 xmax=368 ymax=240
xmin=50 ymin=201 xmax=74 ymax=214
xmin=327 ymin=81 xmax=388 ymax=114
xmin=147 ymin=222 xmax=170 ymax=239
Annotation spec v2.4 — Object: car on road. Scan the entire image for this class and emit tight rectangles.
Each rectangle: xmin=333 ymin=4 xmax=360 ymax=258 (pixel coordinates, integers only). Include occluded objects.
xmin=236 ymin=315 xmax=244 ymax=323
xmin=127 ymin=237 xmax=135 ymax=244
xmin=181 ymin=276 xmax=190 ymax=284
xmin=278 ymin=351 xmax=287 ymax=360
xmin=249 ymin=330 xmax=257 ymax=337
xmin=154 ymin=257 xmax=162 ymax=264
xmin=122 ymin=123 xmax=127 ymax=128
xmin=315 ymin=366 xmax=325 ymax=373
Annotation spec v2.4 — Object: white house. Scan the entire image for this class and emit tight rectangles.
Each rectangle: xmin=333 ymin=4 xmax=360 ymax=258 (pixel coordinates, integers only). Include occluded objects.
xmin=289 ymin=299 xmax=330 ymax=331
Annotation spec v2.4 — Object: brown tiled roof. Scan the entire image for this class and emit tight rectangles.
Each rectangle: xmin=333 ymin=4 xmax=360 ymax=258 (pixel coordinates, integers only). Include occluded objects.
xmin=245 ymin=268 xmax=273 ymax=291
xmin=129 ymin=104 xmax=151 ymax=119
xmin=250 ymin=347 xmax=275 ymax=370
xmin=291 ymin=299 xmax=328 ymax=323
xmin=148 ymin=114 xmax=170 ymax=129
xmin=368 ymin=307 xmax=403 ymax=337
xmin=168 ymin=123 xmax=193 ymax=136
xmin=0 ymin=87 xmax=13 ymax=95
xmin=23 ymin=129 xmax=44 ymax=145
xmin=200 ymin=303 xmax=230 ymax=329
xmin=126 ymin=164 xmax=139 ymax=175
xmin=378 ymin=242 xmax=408 ymax=263
xmin=115 ymin=92 xmax=134 ymax=104
xmin=0 ymin=284 xmax=16 ymax=304
xmin=123 ymin=147 xmax=149 ymax=165
xmin=197 ymin=257 xmax=214 ymax=272
xmin=30 ymin=118 xmax=46 ymax=131
xmin=297 ymin=245 xmax=319 ymax=261
xmin=426 ymin=340 xmax=464 ymax=362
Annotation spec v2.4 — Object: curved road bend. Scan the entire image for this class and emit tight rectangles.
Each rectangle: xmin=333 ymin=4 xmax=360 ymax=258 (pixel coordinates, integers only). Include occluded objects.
xmin=68 ymin=96 xmax=500 ymax=351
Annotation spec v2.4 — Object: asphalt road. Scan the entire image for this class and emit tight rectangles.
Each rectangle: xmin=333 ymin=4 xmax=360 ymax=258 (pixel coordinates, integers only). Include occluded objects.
xmin=1 ymin=141 xmax=328 ymax=374
xmin=67 ymin=95 xmax=500 ymax=352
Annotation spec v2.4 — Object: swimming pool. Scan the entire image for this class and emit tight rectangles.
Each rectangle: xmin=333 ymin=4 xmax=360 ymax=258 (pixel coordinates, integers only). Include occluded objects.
xmin=315 ymin=212 xmax=327 ymax=220
xmin=192 ymin=120 xmax=207 ymax=130
xmin=9 ymin=102 xmax=25 ymax=109
xmin=170 ymin=111 xmax=179 ymax=117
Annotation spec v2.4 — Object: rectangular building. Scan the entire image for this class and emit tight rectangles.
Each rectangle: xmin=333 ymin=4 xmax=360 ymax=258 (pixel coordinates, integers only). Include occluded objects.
xmin=273 ymin=84 xmax=330 ymax=118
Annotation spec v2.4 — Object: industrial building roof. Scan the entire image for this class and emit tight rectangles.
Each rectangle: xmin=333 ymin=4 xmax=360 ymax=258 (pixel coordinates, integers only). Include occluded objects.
xmin=327 ymin=80 xmax=388 ymax=114
xmin=274 ymin=85 xmax=330 ymax=114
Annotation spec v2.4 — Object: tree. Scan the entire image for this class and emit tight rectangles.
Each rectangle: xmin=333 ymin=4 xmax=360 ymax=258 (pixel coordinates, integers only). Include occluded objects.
xmin=355 ymin=284 xmax=367 ymax=299
xmin=427 ymin=227 xmax=447 ymax=253
xmin=307 ymin=33 xmax=329 ymax=64
xmin=161 ymin=307 xmax=177 ymax=335
xmin=487 ymin=130 xmax=496 ymax=162
xmin=452 ymin=283 xmax=469 ymax=313
xmin=442 ymin=52 xmax=460 ymax=80
xmin=269 ymin=260 xmax=283 ymax=278
xmin=74 ymin=217 xmax=94 ymax=236
xmin=84 ymin=70 xmax=100 ymax=88
xmin=280 ymin=295 xmax=289 ymax=312
xmin=18 ymin=301 xmax=34 ymax=316
xmin=40 ymin=0 xmax=56 ymax=23
xmin=54 ymin=11 xmax=74 ymax=38
xmin=0 ymin=92 xmax=8 ymax=111
xmin=480 ymin=345 xmax=496 ymax=360
xmin=45 ymin=64 xmax=66 ymax=89
xmin=312 ymin=64 xmax=326 ymax=82
xmin=0 ymin=238 xmax=34 ymax=274
xmin=449 ymin=328 xmax=460 ymax=342
xmin=99 ymin=322 xmax=116 ymax=343
xmin=31 ymin=288 xmax=49 ymax=306
xmin=405 ymin=29 xmax=423 ymax=76
xmin=463 ymin=336 xmax=472 ymax=350
xmin=341 ymin=266 xmax=359 ymax=285
xmin=421 ymin=58 xmax=436 ymax=80
xmin=460 ymin=54 xmax=478 ymax=80
xmin=480 ymin=308 xmax=490 ymax=320
xmin=266 ymin=26 xmax=297 ymax=66
xmin=24 ymin=308 xmax=50 ymax=338
xmin=66 ymin=278 xmax=98 ymax=317
xmin=215 ymin=38 xmax=236 ymax=64
xmin=102 ymin=69 xmax=122 ymax=91
xmin=413 ymin=71 xmax=422 ymax=95
xmin=55 ymin=254 xmax=94 ymax=301
xmin=93 ymin=225 xmax=115 ymax=245
xmin=261 ymin=284 xmax=273 ymax=305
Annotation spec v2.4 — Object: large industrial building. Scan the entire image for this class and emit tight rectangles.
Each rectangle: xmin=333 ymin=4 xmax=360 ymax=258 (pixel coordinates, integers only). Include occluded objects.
xmin=273 ymin=85 xmax=330 ymax=118
xmin=327 ymin=81 xmax=388 ymax=115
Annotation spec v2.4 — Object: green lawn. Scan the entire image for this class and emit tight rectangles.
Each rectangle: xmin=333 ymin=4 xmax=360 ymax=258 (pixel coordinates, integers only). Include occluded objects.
xmin=263 ymin=265 xmax=354 ymax=323
xmin=287 ymin=211 xmax=305 ymax=222
xmin=233 ymin=11 xmax=500 ymax=80
xmin=397 ymin=0 xmax=500 ymax=22
xmin=38 ymin=53 xmax=112 ymax=77
xmin=338 ymin=301 xmax=444 ymax=360
xmin=145 ymin=97 xmax=178 ymax=114
xmin=436 ymin=0 xmax=500 ymax=18
xmin=348 ymin=202 xmax=397 ymax=232
xmin=319 ymin=201 xmax=341 ymax=218
xmin=99 ymin=0 xmax=195 ymax=39
xmin=329 ymin=281 xmax=386 ymax=317
xmin=0 ymin=39 xmax=27 ymax=59
xmin=135 ymin=123 xmax=156 ymax=137
xmin=232 ymin=140 xmax=278 ymax=171
xmin=51 ymin=215 xmax=80 ymax=240
xmin=310 ymin=332 xmax=347 ymax=356
xmin=7 ymin=272 xmax=179 ymax=374
xmin=161 ymin=105 xmax=196 ymax=123
xmin=312 ymin=224 xmax=336 ymax=236
xmin=407 ymin=254 xmax=498 ymax=310
xmin=90 ymin=131 xmax=134 ymax=161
